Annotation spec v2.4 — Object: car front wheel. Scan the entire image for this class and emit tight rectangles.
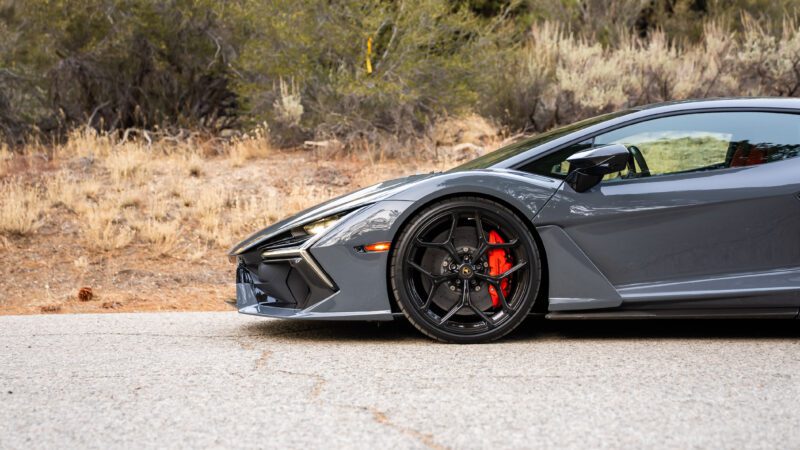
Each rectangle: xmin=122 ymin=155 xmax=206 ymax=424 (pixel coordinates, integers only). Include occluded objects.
xmin=390 ymin=197 xmax=542 ymax=343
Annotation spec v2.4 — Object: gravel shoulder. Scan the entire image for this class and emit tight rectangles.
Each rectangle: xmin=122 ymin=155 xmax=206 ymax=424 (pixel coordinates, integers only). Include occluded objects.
xmin=2 ymin=312 xmax=800 ymax=449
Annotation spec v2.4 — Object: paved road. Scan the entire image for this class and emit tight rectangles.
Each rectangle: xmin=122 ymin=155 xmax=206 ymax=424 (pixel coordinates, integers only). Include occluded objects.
xmin=1 ymin=312 xmax=800 ymax=449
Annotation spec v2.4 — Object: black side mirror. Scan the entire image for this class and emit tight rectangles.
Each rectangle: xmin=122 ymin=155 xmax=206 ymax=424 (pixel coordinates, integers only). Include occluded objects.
xmin=565 ymin=144 xmax=630 ymax=192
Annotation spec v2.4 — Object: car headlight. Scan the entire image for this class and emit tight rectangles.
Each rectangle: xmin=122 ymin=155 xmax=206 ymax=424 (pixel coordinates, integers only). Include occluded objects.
xmin=301 ymin=214 xmax=344 ymax=236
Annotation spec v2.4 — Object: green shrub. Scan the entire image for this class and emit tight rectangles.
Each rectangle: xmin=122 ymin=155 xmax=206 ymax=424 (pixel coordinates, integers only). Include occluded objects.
xmin=232 ymin=0 xmax=514 ymax=148
xmin=0 ymin=0 xmax=237 ymax=142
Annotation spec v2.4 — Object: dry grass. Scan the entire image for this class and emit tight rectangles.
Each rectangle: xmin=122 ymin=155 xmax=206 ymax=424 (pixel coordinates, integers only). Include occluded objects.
xmin=228 ymin=126 xmax=272 ymax=166
xmin=104 ymin=146 xmax=152 ymax=184
xmin=0 ymin=182 xmax=43 ymax=236
xmin=0 ymin=127 xmax=467 ymax=314
xmin=83 ymin=205 xmax=136 ymax=251
xmin=0 ymin=144 xmax=12 ymax=177
xmin=139 ymin=219 xmax=182 ymax=255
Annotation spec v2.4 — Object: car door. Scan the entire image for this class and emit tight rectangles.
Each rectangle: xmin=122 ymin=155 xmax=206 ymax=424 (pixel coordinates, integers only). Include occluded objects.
xmin=533 ymin=111 xmax=800 ymax=309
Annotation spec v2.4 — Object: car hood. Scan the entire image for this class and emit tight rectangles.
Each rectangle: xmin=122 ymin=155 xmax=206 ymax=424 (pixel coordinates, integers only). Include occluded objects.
xmin=227 ymin=172 xmax=435 ymax=256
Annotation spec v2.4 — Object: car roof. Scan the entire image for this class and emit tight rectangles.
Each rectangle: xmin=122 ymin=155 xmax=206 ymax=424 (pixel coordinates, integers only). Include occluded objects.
xmin=631 ymin=97 xmax=800 ymax=112
xmin=494 ymin=97 xmax=800 ymax=169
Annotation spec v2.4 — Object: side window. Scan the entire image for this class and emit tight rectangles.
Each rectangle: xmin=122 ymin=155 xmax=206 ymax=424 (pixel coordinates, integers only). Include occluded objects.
xmin=595 ymin=112 xmax=800 ymax=180
xmin=520 ymin=111 xmax=800 ymax=181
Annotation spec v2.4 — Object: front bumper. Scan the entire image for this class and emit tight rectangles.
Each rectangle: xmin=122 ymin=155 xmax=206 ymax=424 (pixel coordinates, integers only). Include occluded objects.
xmin=236 ymin=257 xmax=392 ymax=320
xmin=232 ymin=201 xmax=415 ymax=321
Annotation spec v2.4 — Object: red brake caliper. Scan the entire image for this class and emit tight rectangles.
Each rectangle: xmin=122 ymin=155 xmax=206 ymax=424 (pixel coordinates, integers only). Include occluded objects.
xmin=487 ymin=230 xmax=512 ymax=308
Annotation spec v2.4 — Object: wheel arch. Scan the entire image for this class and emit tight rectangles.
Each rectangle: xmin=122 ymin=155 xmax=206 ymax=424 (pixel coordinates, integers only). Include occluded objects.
xmin=384 ymin=191 xmax=550 ymax=314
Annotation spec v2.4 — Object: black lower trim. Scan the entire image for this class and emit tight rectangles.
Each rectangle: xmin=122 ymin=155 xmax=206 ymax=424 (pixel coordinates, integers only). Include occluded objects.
xmin=545 ymin=307 xmax=800 ymax=320
xmin=237 ymin=257 xmax=336 ymax=310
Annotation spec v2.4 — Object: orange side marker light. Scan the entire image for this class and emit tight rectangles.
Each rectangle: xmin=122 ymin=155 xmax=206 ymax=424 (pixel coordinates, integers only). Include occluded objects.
xmin=362 ymin=242 xmax=391 ymax=252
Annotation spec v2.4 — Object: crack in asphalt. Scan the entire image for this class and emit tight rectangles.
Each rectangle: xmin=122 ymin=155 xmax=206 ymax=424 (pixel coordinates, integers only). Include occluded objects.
xmin=368 ymin=407 xmax=447 ymax=450
xmin=254 ymin=350 xmax=272 ymax=370
xmin=268 ymin=367 xmax=447 ymax=450
xmin=272 ymin=369 xmax=327 ymax=400
xmin=243 ymin=339 xmax=448 ymax=450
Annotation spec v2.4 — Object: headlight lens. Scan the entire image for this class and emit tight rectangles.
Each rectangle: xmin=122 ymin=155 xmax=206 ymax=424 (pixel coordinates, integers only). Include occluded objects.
xmin=302 ymin=215 xmax=343 ymax=236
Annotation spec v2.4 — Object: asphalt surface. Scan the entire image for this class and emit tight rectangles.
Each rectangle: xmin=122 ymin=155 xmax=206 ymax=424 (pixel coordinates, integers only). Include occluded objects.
xmin=2 ymin=312 xmax=800 ymax=449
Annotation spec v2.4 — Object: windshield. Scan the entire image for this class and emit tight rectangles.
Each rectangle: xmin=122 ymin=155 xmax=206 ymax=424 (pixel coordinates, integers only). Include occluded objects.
xmin=451 ymin=110 xmax=635 ymax=171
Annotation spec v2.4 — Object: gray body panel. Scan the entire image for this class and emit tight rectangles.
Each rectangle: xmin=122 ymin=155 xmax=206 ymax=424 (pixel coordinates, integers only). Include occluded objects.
xmin=535 ymin=225 xmax=622 ymax=311
xmin=229 ymin=98 xmax=800 ymax=321
xmin=535 ymin=155 xmax=800 ymax=311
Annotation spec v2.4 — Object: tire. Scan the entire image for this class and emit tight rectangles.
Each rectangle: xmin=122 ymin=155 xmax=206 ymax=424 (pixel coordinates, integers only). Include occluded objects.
xmin=390 ymin=197 xmax=542 ymax=343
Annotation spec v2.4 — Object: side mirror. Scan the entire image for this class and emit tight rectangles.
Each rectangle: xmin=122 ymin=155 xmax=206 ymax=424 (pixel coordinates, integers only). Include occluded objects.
xmin=565 ymin=144 xmax=630 ymax=193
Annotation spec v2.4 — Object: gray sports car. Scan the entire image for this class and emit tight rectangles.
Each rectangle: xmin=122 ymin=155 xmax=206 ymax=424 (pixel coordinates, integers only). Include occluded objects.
xmin=228 ymin=98 xmax=800 ymax=343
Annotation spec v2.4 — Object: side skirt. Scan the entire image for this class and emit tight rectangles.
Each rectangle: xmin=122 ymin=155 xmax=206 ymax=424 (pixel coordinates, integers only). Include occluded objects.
xmin=546 ymin=307 xmax=800 ymax=320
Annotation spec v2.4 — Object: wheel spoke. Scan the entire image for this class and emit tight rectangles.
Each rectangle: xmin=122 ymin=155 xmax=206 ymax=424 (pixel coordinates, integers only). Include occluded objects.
xmin=409 ymin=261 xmax=458 ymax=282
xmin=493 ymin=281 xmax=514 ymax=314
xmin=499 ymin=260 xmax=527 ymax=279
xmin=419 ymin=273 xmax=458 ymax=310
xmin=439 ymin=302 xmax=463 ymax=325
xmin=468 ymin=303 xmax=495 ymax=329
xmin=446 ymin=242 xmax=463 ymax=262
xmin=415 ymin=240 xmax=461 ymax=262
xmin=461 ymin=279 xmax=470 ymax=305
xmin=474 ymin=238 xmax=519 ymax=262
xmin=474 ymin=260 xmax=527 ymax=284
xmin=458 ymin=275 xmax=495 ymax=328
xmin=471 ymin=211 xmax=488 ymax=262
xmin=407 ymin=260 xmax=434 ymax=279
xmin=491 ymin=239 xmax=519 ymax=249
xmin=447 ymin=213 xmax=458 ymax=242
xmin=473 ymin=242 xmax=487 ymax=262
xmin=438 ymin=280 xmax=470 ymax=325
xmin=413 ymin=213 xmax=462 ymax=261
xmin=415 ymin=213 xmax=458 ymax=248
xmin=474 ymin=211 xmax=486 ymax=245
xmin=434 ymin=272 xmax=458 ymax=283
xmin=421 ymin=281 xmax=439 ymax=310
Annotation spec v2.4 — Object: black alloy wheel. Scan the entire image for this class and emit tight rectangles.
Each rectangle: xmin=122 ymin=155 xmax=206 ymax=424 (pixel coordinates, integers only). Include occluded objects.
xmin=390 ymin=197 xmax=542 ymax=343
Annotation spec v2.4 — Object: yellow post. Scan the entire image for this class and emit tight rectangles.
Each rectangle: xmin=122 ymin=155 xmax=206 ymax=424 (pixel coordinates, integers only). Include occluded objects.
xmin=366 ymin=36 xmax=373 ymax=74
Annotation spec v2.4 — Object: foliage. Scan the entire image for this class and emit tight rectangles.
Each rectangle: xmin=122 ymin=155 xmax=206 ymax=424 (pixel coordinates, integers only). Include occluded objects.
xmin=1 ymin=0 xmax=800 ymax=148
xmin=487 ymin=17 xmax=800 ymax=132
xmin=0 ymin=0 xmax=237 ymax=143
xmin=232 ymin=0 xmax=514 ymax=147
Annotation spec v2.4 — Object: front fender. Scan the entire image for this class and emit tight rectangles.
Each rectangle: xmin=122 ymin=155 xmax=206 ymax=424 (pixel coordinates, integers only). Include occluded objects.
xmin=309 ymin=200 xmax=415 ymax=317
xmin=386 ymin=169 xmax=562 ymax=222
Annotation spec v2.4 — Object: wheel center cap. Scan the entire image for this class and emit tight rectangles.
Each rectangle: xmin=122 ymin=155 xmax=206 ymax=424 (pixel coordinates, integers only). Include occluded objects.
xmin=458 ymin=264 xmax=474 ymax=279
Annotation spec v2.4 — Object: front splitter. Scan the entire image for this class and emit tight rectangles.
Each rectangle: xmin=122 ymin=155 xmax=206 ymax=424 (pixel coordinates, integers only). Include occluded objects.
xmin=238 ymin=303 xmax=393 ymax=321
